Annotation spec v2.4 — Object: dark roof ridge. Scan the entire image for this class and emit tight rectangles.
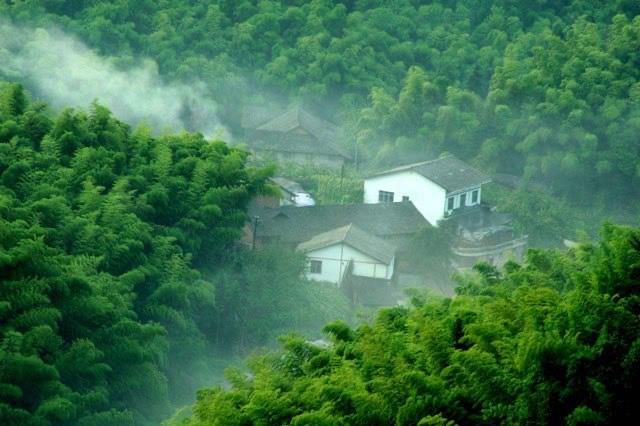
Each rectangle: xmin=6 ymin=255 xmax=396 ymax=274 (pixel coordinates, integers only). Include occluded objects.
xmin=297 ymin=222 xmax=396 ymax=263
xmin=254 ymin=201 xmax=430 ymax=244
xmin=368 ymin=154 xmax=454 ymax=177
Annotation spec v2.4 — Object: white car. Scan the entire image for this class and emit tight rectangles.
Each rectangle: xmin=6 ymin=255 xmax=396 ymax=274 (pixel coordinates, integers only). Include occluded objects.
xmin=293 ymin=192 xmax=316 ymax=207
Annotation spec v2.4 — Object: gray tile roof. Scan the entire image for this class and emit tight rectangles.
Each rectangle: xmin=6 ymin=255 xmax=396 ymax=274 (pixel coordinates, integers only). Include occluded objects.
xmin=297 ymin=223 xmax=396 ymax=264
xmin=256 ymin=106 xmax=338 ymax=142
xmin=252 ymin=202 xmax=430 ymax=245
xmin=371 ymin=155 xmax=491 ymax=192
xmin=242 ymin=105 xmax=352 ymax=160
xmin=252 ymin=134 xmax=351 ymax=159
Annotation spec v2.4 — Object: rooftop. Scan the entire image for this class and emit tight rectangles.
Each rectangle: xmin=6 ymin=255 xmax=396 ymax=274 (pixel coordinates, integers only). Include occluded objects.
xmin=270 ymin=176 xmax=305 ymax=195
xmin=297 ymin=223 xmax=396 ymax=264
xmin=370 ymin=155 xmax=491 ymax=192
xmin=242 ymin=105 xmax=351 ymax=159
xmin=252 ymin=133 xmax=351 ymax=159
xmin=256 ymin=106 xmax=338 ymax=141
xmin=252 ymin=201 xmax=430 ymax=245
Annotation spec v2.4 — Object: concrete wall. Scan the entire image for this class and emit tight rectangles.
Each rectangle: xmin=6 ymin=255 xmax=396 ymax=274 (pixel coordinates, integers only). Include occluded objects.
xmin=304 ymin=243 xmax=394 ymax=285
xmin=364 ymin=171 xmax=447 ymax=225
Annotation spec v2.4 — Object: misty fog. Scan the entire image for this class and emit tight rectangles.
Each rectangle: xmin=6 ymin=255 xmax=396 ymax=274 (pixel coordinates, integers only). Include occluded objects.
xmin=0 ymin=20 xmax=227 ymax=137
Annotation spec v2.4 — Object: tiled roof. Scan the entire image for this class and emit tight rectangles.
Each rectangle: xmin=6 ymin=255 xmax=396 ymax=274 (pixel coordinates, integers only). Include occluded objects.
xmin=252 ymin=202 xmax=430 ymax=245
xmin=371 ymin=155 xmax=491 ymax=192
xmin=242 ymin=105 xmax=352 ymax=160
xmin=256 ymin=106 xmax=338 ymax=142
xmin=297 ymin=224 xmax=396 ymax=264
xmin=252 ymin=134 xmax=351 ymax=159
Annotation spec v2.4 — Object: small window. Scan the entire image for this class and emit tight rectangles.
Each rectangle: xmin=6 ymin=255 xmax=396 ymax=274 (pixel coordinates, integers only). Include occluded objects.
xmin=471 ymin=190 xmax=479 ymax=204
xmin=447 ymin=197 xmax=454 ymax=211
xmin=378 ymin=190 xmax=394 ymax=203
xmin=402 ymin=195 xmax=410 ymax=202
xmin=460 ymin=193 xmax=467 ymax=207
xmin=309 ymin=260 xmax=322 ymax=274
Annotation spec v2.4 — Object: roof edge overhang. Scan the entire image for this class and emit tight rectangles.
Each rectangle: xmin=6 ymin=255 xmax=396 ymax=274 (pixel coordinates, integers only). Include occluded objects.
xmin=299 ymin=241 xmax=394 ymax=265
xmin=444 ymin=179 xmax=493 ymax=195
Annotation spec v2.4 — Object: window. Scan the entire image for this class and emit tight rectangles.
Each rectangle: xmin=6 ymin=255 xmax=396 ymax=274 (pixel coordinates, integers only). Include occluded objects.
xmin=459 ymin=193 xmax=467 ymax=207
xmin=378 ymin=190 xmax=394 ymax=203
xmin=309 ymin=260 xmax=322 ymax=274
xmin=471 ymin=189 xmax=479 ymax=204
xmin=402 ymin=195 xmax=410 ymax=202
xmin=447 ymin=197 xmax=454 ymax=211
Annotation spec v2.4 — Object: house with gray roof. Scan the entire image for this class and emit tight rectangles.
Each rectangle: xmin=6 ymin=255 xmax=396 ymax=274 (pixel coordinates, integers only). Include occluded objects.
xmin=364 ymin=154 xmax=491 ymax=225
xmin=363 ymin=154 xmax=527 ymax=271
xmin=241 ymin=105 xmax=351 ymax=170
xmin=297 ymin=224 xmax=396 ymax=285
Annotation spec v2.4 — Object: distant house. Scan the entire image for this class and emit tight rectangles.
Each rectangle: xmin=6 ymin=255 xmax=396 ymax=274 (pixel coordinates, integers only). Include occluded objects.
xmin=297 ymin=224 xmax=396 ymax=286
xmin=241 ymin=105 xmax=351 ymax=170
xmin=364 ymin=155 xmax=491 ymax=225
xmin=364 ymin=154 xmax=528 ymax=270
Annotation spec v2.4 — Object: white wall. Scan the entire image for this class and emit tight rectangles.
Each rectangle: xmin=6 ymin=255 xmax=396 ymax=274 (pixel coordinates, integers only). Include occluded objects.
xmin=305 ymin=243 xmax=394 ymax=285
xmin=364 ymin=171 xmax=447 ymax=225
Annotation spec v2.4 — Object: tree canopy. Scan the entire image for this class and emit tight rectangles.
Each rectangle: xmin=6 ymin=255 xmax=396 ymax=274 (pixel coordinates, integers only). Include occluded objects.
xmin=0 ymin=83 xmax=349 ymax=425
xmin=2 ymin=0 xmax=638 ymax=217
xmin=1 ymin=0 xmax=640 ymax=423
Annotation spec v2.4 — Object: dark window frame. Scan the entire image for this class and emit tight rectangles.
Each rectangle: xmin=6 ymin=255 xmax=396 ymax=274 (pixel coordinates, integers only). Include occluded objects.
xmin=471 ymin=189 xmax=479 ymax=204
xmin=309 ymin=260 xmax=322 ymax=274
xmin=460 ymin=193 xmax=467 ymax=207
xmin=378 ymin=190 xmax=394 ymax=203
xmin=402 ymin=195 xmax=410 ymax=202
xmin=447 ymin=196 xmax=454 ymax=211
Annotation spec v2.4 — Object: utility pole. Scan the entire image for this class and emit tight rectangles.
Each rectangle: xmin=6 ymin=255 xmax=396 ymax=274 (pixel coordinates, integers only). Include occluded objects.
xmin=251 ymin=216 xmax=260 ymax=250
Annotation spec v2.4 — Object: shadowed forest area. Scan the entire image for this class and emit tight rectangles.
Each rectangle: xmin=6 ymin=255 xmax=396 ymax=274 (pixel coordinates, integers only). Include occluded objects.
xmin=1 ymin=1 xmax=639 ymax=425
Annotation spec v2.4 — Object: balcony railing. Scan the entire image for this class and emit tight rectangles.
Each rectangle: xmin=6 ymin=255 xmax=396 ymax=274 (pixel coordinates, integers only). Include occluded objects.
xmin=452 ymin=236 xmax=528 ymax=257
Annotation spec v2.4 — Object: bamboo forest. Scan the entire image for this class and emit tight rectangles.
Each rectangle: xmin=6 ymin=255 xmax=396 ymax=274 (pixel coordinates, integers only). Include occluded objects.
xmin=0 ymin=1 xmax=639 ymax=425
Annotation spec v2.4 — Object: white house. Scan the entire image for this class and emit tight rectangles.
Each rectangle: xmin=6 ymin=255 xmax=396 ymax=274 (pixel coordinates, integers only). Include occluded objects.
xmin=363 ymin=155 xmax=491 ymax=226
xmin=296 ymin=224 xmax=396 ymax=286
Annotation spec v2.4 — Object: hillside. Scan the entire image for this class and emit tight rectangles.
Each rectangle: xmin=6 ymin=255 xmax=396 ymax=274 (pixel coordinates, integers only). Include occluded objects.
xmin=1 ymin=1 xmax=639 ymax=425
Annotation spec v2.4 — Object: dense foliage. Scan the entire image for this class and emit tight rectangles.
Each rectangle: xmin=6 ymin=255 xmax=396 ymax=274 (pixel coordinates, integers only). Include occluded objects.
xmin=1 ymin=0 xmax=639 ymax=209
xmin=180 ymin=224 xmax=640 ymax=425
xmin=2 ymin=1 xmax=640 ymax=424
xmin=0 ymin=83 xmax=349 ymax=425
